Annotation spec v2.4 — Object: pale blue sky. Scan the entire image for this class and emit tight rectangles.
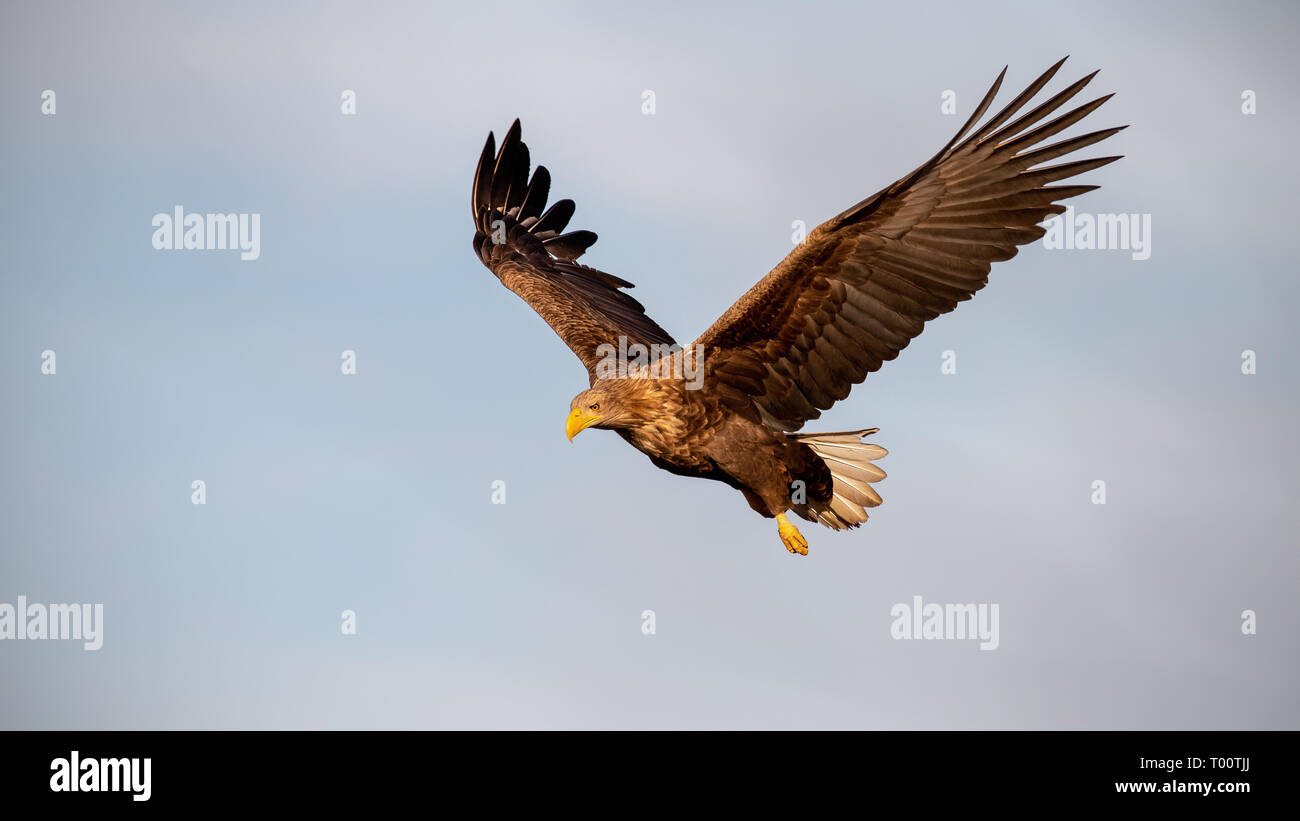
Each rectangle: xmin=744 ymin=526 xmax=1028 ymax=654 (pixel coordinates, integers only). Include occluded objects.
xmin=1 ymin=0 xmax=1296 ymax=728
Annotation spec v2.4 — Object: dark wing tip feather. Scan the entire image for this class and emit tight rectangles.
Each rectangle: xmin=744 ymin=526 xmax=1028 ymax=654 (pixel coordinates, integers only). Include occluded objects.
xmin=533 ymin=198 xmax=576 ymax=236
xmin=468 ymin=120 xmax=677 ymax=371
xmin=518 ymin=165 xmax=551 ymax=221
xmin=472 ymin=119 xmax=601 ymax=266
xmin=472 ymin=131 xmax=495 ymax=218
xmin=544 ymin=230 xmax=598 ymax=260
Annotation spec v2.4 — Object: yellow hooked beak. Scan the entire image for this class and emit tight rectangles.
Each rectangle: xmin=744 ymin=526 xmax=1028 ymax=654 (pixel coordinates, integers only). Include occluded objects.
xmin=566 ymin=408 xmax=601 ymax=442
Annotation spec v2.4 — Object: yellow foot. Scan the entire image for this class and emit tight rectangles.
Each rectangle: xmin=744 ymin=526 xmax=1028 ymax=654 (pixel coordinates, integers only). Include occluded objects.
xmin=777 ymin=513 xmax=808 ymax=556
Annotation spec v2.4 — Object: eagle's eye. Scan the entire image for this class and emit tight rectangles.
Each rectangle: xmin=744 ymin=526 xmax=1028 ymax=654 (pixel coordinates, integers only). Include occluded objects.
xmin=589 ymin=402 xmax=600 ymax=412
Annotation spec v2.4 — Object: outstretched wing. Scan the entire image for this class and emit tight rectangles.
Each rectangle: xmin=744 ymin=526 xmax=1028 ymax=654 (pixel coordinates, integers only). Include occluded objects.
xmin=472 ymin=120 xmax=676 ymax=380
xmin=695 ymin=58 xmax=1124 ymax=430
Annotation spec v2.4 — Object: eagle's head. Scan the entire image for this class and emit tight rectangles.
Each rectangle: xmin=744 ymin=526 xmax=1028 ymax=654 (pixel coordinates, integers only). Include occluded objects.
xmin=565 ymin=380 xmax=656 ymax=441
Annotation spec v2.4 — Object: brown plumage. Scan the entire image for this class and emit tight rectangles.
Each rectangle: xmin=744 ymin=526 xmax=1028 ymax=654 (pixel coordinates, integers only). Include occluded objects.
xmin=471 ymin=58 xmax=1123 ymax=555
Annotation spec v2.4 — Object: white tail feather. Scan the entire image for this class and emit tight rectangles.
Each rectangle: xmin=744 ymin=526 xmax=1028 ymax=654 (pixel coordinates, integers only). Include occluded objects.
xmin=791 ymin=428 xmax=888 ymax=531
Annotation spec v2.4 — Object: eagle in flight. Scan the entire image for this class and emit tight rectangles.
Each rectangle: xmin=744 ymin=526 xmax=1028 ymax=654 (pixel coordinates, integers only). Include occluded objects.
xmin=471 ymin=58 xmax=1121 ymax=555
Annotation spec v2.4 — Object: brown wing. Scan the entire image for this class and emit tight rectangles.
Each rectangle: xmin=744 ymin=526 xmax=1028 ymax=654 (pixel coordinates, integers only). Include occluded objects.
xmin=472 ymin=120 xmax=676 ymax=380
xmin=694 ymin=58 xmax=1125 ymax=430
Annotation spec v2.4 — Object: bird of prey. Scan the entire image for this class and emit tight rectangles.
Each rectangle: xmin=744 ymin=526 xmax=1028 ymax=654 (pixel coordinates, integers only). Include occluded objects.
xmin=471 ymin=58 xmax=1122 ymax=555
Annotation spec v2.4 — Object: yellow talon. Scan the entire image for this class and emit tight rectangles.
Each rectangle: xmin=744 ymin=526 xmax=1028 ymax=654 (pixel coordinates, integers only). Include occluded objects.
xmin=777 ymin=513 xmax=808 ymax=556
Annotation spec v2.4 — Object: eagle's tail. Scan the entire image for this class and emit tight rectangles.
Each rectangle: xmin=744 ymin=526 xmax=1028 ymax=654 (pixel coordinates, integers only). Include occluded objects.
xmin=791 ymin=428 xmax=887 ymax=531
